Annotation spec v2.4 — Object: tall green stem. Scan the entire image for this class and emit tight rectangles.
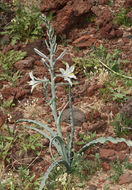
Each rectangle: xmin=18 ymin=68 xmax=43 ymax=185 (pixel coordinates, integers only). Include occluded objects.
xmin=49 ymin=54 xmax=63 ymax=138
xmin=68 ymin=85 xmax=74 ymax=165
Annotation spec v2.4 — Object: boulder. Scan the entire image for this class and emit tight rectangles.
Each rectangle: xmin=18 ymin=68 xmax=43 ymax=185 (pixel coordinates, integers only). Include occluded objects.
xmin=61 ymin=107 xmax=86 ymax=126
xmin=40 ymin=0 xmax=109 ymax=36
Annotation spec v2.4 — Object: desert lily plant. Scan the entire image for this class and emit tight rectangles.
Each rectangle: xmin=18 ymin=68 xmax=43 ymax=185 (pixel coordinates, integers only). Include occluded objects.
xmin=17 ymin=15 xmax=132 ymax=190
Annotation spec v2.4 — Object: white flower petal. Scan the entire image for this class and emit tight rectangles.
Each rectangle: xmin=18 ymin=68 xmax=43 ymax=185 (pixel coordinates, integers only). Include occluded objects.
xmin=31 ymin=84 xmax=38 ymax=93
xmin=66 ymin=62 xmax=70 ymax=70
xmin=29 ymin=72 xmax=45 ymax=92
xmin=59 ymin=68 xmax=65 ymax=73
xmin=68 ymin=73 xmax=77 ymax=79
xmin=64 ymin=77 xmax=72 ymax=86
xmin=29 ymin=72 xmax=34 ymax=81
xmin=69 ymin=65 xmax=75 ymax=73
xmin=58 ymin=63 xmax=76 ymax=86
xmin=29 ymin=81 xmax=35 ymax=86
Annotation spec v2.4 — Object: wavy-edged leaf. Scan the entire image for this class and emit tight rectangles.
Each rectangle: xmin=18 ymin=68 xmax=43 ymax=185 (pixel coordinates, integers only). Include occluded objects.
xmin=39 ymin=160 xmax=70 ymax=190
xmin=49 ymin=136 xmax=69 ymax=163
xmin=24 ymin=126 xmax=52 ymax=140
xmin=17 ymin=119 xmax=56 ymax=137
xmin=34 ymin=48 xmax=50 ymax=62
xmin=78 ymin=137 xmax=132 ymax=154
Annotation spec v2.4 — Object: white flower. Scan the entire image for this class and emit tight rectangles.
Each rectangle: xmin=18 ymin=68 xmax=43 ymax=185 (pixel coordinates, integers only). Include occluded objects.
xmin=29 ymin=72 xmax=46 ymax=93
xmin=11 ymin=18 xmax=16 ymax=23
xmin=58 ymin=63 xmax=77 ymax=86
xmin=57 ymin=167 xmax=60 ymax=171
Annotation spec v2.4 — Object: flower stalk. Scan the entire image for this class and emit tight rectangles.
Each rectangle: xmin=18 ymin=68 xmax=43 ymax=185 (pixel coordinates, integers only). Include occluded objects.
xmin=17 ymin=14 xmax=132 ymax=190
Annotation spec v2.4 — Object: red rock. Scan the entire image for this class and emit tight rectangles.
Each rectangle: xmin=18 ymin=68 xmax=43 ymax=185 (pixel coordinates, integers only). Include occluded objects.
xmin=115 ymin=29 xmax=123 ymax=38
xmin=88 ymin=121 xmax=107 ymax=132
xmin=21 ymin=39 xmax=48 ymax=57
xmin=122 ymin=37 xmax=129 ymax=43
xmin=110 ymin=29 xmax=116 ymax=37
xmin=117 ymin=152 xmax=126 ymax=161
xmin=98 ymin=0 xmax=109 ymax=4
xmin=34 ymin=60 xmax=44 ymax=67
xmin=102 ymin=9 xmax=113 ymax=22
xmin=82 ymin=122 xmax=88 ymax=129
xmin=101 ymin=161 xmax=110 ymax=171
xmin=95 ymin=42 xmax=100 ymax=47
xmin=95 ymin=18 xmax=104 ymax=27
xmin=63 ymin=53 xmax=73 ymax=65
xmin=88 ymin=184 xmax=97 ymax=190
xmin=101 ymin=21 xmax=123 ymax=39
xmin=94 ymin=9 xmax=112 ymax=28
xmin=40 ymin=0 xmax=68 ymax=12
xmin=55 ymin=76 xmax=63 ymax=83
xmin=118 ymin=172 xmax=132 ymax=185
xmin=129 ymin=55 xmax=132 ymax=61
xmin=73 ymin=35 xmax=90 ymax=44
xmin=91 ymin=6 xmax=101 ymax=16
xmin=103 ymin=23 xmax=113 ymax=32
xmin=73 ymin=0 xmax=91 ymax=16
xmin=17 ymin=75 xmax=29 ymax=86
xmin=124 ymin=0 xmax=132 ymax=8
xmin=56 ymin=90 xmax=63 ymax=98
xmin=0 ymin=80 xmax=3 ymax=89
xmin=87 ymin=85 xmax=100 ymax=96
xmin=1 ymin=87 xmax=16 ymax=100
xmin=40 ymin=0 xmax=96 ymax=36
xmin=14 ymin=57 xmax=35 ymax=70
xmin=114 ymin=142 xmax=128 ymax=151
xmin=73 ymin=35 xmax=96 ymax=48
xmin=108 ymin=141 xmax=116 ymax=149
xmin=15 ymin=87 xmax=30 ymax=100
xmin=99 ymin=148 xmax=115 ymax=160
xmin=52 ymin=6 xmax=73 ymax=35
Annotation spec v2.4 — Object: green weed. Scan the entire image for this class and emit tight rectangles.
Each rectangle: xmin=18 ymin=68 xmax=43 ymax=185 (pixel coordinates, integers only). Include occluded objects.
xmin=0 ymin=50 xmax=26 ymax=83
xmin=114 ymin=8 xmax=132 ymax=27
xmin=109 ymin=158 xmax=124 ymax=183
xmin=2 ymin=99 xmax=15 ymax=110
xmin=109 ymin=0 xmax=115 ymax=6
xmin=21 ymin=132 xmax=43 ymax=156
xmin=47 ymin=11 xmax=55 ymax=21
xmin=76 ymin=132 xmax=96 ymax=146
xmin=109 ymin=157 xmax=132 ymax=184
xmin=111 ymin=113 xmax=131 ymax=137
xmin=44 ymin=153 xmax=101 ymax=189
xmin=71 ymin=153 xmax=101 ymax=181
xmin=73 ymin=45 xmax=126 ymax=79
xmin=58 ymin=34 xmax=68 ymax=47
xmin=111 ymin=86 xmax=130 ymax=102
xmin=1 ymin=6 xmax=43 ymax=44
xmin=1 ymin=166 xmax=41 ymax=190
xmin=123 ymin=158 xmax=132 ymax=170
xmin=0 ymin=0 xmax=11 ymax=12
